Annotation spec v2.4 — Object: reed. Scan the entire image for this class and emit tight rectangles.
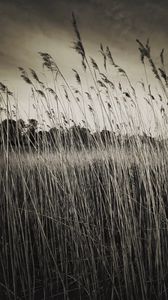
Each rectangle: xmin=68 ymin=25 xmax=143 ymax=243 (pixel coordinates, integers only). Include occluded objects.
xmin=0 ymin=14 xmax=168 ymax=300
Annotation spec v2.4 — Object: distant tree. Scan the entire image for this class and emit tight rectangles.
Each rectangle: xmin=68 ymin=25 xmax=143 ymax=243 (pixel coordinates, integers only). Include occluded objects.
xmin=37 ymin=130 xmax=50 ymax=152
xmin=0 ymin=118 xmax=25 ymax=151
xmin=26 ymin=119 xmax=38 ymax=150
xmin=49 ymin=127 xmax=63 ymax=150
xmin=100 ymin=129 xmax=113 ymax=147
xmin=66 ymin=125 xmax=91 ymax=150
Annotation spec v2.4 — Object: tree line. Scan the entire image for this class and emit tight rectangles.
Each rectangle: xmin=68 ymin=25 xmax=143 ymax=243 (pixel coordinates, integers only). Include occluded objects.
xmin=0 ymin=118 xmax=162 ymax=153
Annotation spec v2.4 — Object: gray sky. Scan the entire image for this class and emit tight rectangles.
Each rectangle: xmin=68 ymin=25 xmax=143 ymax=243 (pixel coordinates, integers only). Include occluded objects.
xmin=0 ymin=0 xmax=168 ymax=131
xmin=1 ymin=0 xmax=167 ymax=75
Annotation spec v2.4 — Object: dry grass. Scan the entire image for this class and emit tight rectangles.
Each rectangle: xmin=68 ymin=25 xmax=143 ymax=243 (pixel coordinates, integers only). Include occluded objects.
xmin=1 ymin=142 xmax=168 ymax=300
xmin=1 ymin=15 xmax=168 ymax=300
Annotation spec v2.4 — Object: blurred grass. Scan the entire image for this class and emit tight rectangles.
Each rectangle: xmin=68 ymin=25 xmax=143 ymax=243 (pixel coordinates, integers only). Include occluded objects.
xmin=1 ymin=142 xmax=168 ymax=300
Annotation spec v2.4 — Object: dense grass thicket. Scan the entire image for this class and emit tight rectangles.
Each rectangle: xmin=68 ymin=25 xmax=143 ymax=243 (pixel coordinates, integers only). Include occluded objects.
xmin=1 ymin=14 xmax=168 ymax=300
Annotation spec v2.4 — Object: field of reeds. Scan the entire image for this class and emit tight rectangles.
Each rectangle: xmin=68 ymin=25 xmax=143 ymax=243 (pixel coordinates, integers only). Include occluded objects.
xmin=1 ymin=15 xmax=168 ymax=300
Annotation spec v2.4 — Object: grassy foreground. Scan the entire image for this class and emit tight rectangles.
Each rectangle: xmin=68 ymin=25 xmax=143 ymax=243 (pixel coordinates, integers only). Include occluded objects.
xmin=1 ymin=142 xmax=168 ymax=300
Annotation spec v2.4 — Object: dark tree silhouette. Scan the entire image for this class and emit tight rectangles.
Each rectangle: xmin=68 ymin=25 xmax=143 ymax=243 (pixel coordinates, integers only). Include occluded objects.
xmin=0 ymin=118 xmax=162 ymax=153
xmin=0 ymin=118 xmax=25 ymax=150
xmin=26 ymin=119 xmax=38 ymax=150
xmin=65 ymin=125 xmax=92 ymax=150
xmin=37 ymin=130 xmax=51 ymax=151
xmin=49 ymin=127 xmax=63 ymax=150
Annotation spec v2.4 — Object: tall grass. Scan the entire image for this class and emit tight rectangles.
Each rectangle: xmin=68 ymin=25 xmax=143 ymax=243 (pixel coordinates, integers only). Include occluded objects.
xmin=1 ymin=15 xmax=168 ymax=300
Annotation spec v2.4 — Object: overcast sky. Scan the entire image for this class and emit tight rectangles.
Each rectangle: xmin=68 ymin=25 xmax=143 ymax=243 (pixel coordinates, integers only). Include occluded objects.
xmin=0 ymin=0 xmax=168 ymax=130
xmin=1 ymin=0 xmax=167 ymax=76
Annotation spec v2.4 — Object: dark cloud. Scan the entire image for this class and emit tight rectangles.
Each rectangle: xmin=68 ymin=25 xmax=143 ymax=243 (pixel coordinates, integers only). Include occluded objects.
xmin=1 ymin=0 xmax=168 ymax=36
xmin=0 ymin=0 xmax=168 ymax=80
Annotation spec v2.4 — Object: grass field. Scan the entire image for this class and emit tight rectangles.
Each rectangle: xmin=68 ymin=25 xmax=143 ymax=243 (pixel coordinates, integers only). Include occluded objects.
xmin=1 ymin=142 xmax=168 ymax=300
xmin=1 ymin=15 xmax=168 ymax=300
